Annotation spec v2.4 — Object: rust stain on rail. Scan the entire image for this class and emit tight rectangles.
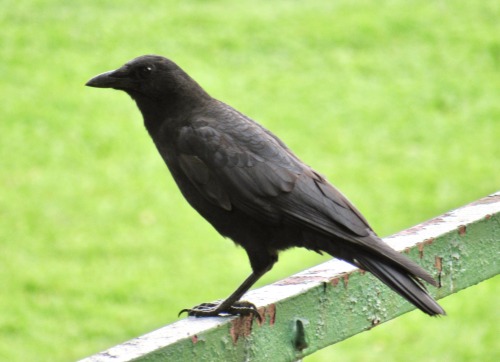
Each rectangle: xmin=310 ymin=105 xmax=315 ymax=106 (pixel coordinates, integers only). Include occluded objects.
xmin=230 ymin=315 xmax=254 ymax=344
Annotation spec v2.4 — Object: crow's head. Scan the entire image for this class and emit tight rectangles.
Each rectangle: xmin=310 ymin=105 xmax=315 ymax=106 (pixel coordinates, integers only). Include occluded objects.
xmin=86 ymin=55 xmax=208 ymax=103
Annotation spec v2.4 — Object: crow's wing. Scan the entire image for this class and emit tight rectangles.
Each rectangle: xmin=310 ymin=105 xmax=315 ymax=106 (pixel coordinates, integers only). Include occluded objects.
xmin=177 ymin=114 xmax=371 ymax=238
xmin=177 ymin=114 xmax=438 ymax=285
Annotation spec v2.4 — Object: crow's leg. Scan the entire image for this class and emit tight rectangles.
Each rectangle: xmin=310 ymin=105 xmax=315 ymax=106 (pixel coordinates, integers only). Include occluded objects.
xmin=179 ymin=250 xmax=277 ymax=320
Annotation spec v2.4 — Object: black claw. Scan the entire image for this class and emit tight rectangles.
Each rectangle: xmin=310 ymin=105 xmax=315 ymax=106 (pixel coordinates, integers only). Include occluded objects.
xmin=178 ymin=300 xmax=261 ymax=321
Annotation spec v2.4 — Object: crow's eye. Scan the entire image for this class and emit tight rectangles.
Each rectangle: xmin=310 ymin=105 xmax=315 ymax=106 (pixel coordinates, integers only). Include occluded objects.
xmin=137 ymin=65 xmax=153 ymax=79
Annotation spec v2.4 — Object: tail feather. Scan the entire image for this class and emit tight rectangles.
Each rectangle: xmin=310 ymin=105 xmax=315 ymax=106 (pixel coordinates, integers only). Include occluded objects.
xmin=355 ymin=253 xmax=446 ymax=316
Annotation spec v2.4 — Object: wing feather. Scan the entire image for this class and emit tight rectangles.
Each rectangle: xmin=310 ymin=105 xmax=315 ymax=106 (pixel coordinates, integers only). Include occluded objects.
xmin=177 ymin=116 xmax=373 ymax=240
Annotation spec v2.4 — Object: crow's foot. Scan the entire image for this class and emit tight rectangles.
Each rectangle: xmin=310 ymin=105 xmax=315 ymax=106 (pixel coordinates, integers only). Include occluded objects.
xmin=179 ymin=300 xmax=260 ymax=320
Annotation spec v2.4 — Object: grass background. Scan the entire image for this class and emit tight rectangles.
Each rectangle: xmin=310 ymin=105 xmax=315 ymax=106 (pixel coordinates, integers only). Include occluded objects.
xmin=1 ymin=0 xmax=499 ymax=361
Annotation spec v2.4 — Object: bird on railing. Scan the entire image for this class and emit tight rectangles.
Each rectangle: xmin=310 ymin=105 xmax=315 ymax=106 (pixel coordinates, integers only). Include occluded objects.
xmin=86 ymin=55 xmax=445 ymax=319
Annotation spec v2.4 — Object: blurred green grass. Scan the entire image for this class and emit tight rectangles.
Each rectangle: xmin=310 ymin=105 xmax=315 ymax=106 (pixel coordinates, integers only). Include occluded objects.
xmin=1 ymin=0 xmax=499 ymax=361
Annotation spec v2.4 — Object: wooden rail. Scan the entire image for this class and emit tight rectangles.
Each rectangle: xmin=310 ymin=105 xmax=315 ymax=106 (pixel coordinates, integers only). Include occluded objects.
xmin=80 ymin=191 xmax=500 ymax=362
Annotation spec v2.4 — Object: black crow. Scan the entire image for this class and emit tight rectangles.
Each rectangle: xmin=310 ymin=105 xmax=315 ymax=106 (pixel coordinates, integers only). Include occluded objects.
xmin=86 ymin=55 xmax=445 ymax=318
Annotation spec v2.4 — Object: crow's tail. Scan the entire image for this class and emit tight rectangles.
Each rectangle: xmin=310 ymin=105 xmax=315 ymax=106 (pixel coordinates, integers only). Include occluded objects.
xmin=353 ymin=252 xmax=446 ymax=316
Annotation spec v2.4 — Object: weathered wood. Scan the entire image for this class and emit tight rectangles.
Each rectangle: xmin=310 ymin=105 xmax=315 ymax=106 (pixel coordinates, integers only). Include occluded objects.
xmin=80 ymin=192 xmax=500 ymax=362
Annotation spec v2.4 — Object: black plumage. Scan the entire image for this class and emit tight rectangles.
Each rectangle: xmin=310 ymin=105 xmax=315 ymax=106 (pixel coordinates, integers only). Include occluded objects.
xmin=86 ymin=55 xmax=445 ymax=317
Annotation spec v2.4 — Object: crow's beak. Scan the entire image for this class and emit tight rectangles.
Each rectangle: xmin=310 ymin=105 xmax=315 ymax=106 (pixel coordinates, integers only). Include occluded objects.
xmin=85 ymin=67 xmax=133 ymax=89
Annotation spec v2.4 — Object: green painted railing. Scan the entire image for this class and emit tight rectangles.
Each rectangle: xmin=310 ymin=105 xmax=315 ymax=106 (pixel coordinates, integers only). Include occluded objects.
xmin=80 ymin=192 xmax=500 ymax=362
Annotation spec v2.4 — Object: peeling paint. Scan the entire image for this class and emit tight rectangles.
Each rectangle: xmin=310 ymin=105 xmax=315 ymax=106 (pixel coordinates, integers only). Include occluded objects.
xmin=398 ymin=217 xmax=447 ymax=237
xmin=330 ymin=272 xmax=353 ymax=288
xmin=435 ymin=256 xmax=443 ymax=272
xmin=435 ymin=256 xmax=443 ymax=287
xmin=274 ymin=275 xmax=326 ymax=285
xmin=255 ymin=307 xmax=266 ymax=326
xmin=342 ymin=274 xmax=350 ymax=288
xmin=230 ymin=315 xmax=253 ymax=344
xmin=266 ymin=304 xmax=276 ymax=326
xmin=417 ymin=243 xmax=424 ymax=259
xmin=424 ymin=237 xmax=435 ymax=245
xmin=416 ymin=238 xmax=435 ymax=258
xmin=471 ymin=193 xmax=500 ymax=205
